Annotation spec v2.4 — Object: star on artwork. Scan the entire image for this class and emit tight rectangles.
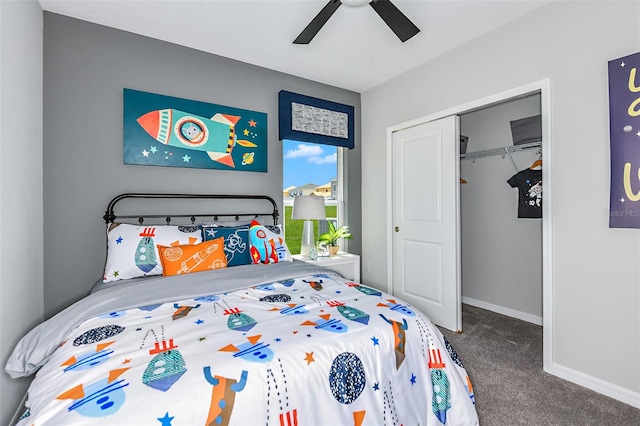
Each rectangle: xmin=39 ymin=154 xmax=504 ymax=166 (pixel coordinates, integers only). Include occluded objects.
xmin=371 ymin=336 xmax=379 ymax=346
xmin=199 ymin=337 xmax=206 ymax=341
xmin=142 ymin=149 xmax=150 ymax=157
xmin=195 ymin=319 xmax=204 ymax=325
xmin=274 ymin=337 xmax=282 ymax=342
xmin=158 ymin=412 xmax=174 ymax=426
xmin=621 ymin=198 xmax=625 ymax=203
xmin=123 ymin=358 xmax=131 ymax=364
xmin=116 ymin=236 xmax=123 ymax=244
xmin=243 ymin=128 xmax=250 ymax=136
xmin=373 ymin=382 xmax=380 ymax=391
xmin=410 ymin=373 xmax=417 ymax=385
xmin=249 ymin=119 xmax=257 ymax=127
xmin=113 ymin=271 xmax=119 ymax=277
xmin=621 ymin=61 xmax=626 ymax=67
xmin=150 ymin=146 xmax=158 ymax=153
xmin=182 ymin=154 xmax=191 ymax=162
xmin=636 ymin=131 xmax=640 ymax=137
xmin=304 ymin=352 xmax=315 ymax=365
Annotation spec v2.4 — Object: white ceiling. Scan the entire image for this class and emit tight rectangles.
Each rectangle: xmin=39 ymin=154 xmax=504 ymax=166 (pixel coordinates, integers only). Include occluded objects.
xmin=39 ymin=0 xmax=552 ymax=93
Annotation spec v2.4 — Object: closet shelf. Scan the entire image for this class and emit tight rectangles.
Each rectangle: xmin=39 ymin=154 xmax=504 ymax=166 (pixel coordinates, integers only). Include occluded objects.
xmin=461 ymin=140 xmax=541 ymax=161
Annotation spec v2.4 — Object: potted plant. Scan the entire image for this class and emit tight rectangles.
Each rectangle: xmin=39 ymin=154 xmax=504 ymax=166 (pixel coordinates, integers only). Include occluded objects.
xmin=318 ymin=221 xmax=353 ymax=256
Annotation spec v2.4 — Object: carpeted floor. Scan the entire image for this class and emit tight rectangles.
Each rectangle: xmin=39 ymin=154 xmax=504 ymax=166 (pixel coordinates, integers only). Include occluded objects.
xmin=438 ymin=304 xmax=640 ymax=426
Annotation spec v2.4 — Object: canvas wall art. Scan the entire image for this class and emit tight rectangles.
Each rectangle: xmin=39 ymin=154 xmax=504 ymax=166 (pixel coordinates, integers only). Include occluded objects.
xmin=124 ymin=89 xmax=267 ymax=172
xmin=608 ymin=52 xmax=640 ymax=228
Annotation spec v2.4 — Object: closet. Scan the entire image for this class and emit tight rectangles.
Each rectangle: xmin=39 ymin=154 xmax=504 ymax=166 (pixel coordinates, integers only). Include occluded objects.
xmin=459 ymin=94 xmax=543 ymax=325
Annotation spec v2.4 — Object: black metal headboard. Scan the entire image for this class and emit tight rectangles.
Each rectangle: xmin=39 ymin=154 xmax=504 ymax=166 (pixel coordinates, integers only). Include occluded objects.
xmin=103 ymin=193 xmax=279 ymax=225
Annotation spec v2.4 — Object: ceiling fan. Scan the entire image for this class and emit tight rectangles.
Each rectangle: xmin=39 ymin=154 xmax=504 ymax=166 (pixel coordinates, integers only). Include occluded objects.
xmin=293 ymin=0 xmax=420 ymax=44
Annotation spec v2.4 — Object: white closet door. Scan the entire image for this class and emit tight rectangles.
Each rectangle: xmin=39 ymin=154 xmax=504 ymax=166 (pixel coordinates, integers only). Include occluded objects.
xmin=391 ymin=115 xmax=461 ymax=332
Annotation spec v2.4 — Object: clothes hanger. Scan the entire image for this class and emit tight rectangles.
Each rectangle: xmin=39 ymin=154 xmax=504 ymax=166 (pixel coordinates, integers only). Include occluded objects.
xmin=529 ymin=159 xmax=542 ymax=170
xmin=530 ymin=150 xmax=542 ymax=170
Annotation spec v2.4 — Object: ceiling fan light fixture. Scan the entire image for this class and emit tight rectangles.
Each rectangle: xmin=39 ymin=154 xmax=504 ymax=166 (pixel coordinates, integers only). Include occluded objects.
xmin=341 ymin=0 xmax=371 ymax=7
xmin=293 ymin=0 xmax=419 ymax=44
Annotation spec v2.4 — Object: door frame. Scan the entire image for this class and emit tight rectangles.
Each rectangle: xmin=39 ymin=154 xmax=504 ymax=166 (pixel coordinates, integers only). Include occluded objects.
xmin=386 ymin=78 xmax=553 ymax=372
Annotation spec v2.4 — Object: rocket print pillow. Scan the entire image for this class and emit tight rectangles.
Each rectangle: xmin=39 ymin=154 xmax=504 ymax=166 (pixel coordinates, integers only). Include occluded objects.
xmin=158 ymin=237 xmax=227 ymax=276
xmin=103 ymin=223 xmax=202 ymax=283
xmin=248 ymin=221 xmax=292 ymax=264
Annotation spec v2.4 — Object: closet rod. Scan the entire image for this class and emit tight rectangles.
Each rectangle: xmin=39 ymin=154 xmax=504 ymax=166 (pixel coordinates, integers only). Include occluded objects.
xmin=461 ymin=140 xmax=541 ymax=161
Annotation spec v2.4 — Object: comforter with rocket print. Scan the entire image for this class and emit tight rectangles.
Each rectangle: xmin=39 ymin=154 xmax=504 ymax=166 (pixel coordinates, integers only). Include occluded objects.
xmin=9 ymin=265 xmax=478 ymax=425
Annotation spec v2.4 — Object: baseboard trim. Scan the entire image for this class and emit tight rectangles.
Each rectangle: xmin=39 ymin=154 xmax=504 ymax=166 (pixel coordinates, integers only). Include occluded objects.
xmin=550 ymin=363 xmax=640 ymax=409
xmin=462 ymin=297 xmax=543 ymax=326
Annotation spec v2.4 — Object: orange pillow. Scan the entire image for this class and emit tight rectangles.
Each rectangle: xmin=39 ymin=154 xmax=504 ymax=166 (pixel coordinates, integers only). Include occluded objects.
xmin=158 ymin=237 xmax=227 ymax=276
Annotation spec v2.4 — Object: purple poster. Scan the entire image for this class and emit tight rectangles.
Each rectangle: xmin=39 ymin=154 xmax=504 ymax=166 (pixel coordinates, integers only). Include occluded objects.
xmin=609 ymin=52 xmax=640 ymax=228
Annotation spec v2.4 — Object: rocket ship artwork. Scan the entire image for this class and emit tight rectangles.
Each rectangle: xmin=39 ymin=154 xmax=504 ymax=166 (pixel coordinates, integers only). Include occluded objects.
xmin=379 ymin=314 xmax=409 ymax=369
xmin=327 ymin=300 xmax=370 ymax=325
xmin=347 ymin=282 xmax=382 ymax=297
xmin=271 ymin=304 xmax=309 ymax=316
xmin=142 ymin=339 xmax=187 ymax=392
xmin=135 ymin=227 xmax=158 ymax=273
xmin=172 ymin=303 xmax=201 ymax=321
xmin=428 ymin=348 xmax=451 ymax=424
xmin=466 ymin=375 xmax=475 ymax=405
xmin=136 ymin=109 xmax=257 ymax=168
xmin=279 ymin=279 xmax=296 ymax=287
xmin=224 ymin=307 xmax=257 ymax=332
xmin=303 ymin=279 xmax=323 ymax=291
xmin=219 ymin=334 xmax=274 ymax=363
xmin=203 ymin=368 xmax=249 ymax=426
xmin=56 ymin=368 xmax=130 ymax=417
xmin=377 ymin=299 xmax=417 ymax=317
xmin=61 ymin=342 xmax=115 ymax=372
xmin=302 ymin=314 xmax=348 ymax=334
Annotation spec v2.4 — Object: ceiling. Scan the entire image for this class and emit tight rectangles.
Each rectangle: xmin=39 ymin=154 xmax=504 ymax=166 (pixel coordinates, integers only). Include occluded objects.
xmin=38 ymin=0 xmax=552 ymax=93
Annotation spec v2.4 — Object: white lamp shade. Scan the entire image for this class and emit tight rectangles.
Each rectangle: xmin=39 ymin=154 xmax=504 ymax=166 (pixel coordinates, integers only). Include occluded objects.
xmin=291 ymin=195 xmax=326 ymax=220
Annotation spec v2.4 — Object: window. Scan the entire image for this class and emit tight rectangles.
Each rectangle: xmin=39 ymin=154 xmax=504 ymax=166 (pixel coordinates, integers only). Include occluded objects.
xmin=283 ymin=140 xmax=343 ymax=255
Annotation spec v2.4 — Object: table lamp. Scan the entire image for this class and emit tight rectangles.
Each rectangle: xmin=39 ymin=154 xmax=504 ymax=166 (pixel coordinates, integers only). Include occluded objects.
xmin=291 ymin=194 xmax=326 ymax=257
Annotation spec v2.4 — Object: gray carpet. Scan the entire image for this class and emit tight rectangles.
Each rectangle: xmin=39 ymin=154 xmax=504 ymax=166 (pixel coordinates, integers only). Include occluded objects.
xmin=438 ymin=304 xmax=640 ymax=426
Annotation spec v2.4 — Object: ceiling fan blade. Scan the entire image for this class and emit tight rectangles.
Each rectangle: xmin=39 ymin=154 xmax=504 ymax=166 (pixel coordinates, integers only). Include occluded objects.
xmin=369 ymin=0 xmax=420 ymax=42
xmin=294 ymin=0 xmax=343 ymax=44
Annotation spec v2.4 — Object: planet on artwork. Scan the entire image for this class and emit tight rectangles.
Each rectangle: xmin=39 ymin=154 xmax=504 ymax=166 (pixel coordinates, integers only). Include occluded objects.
xmin=242 ymin=152 xmax=255 ymax=165
xmin=623 ymin=125 xmax=633 ymax=133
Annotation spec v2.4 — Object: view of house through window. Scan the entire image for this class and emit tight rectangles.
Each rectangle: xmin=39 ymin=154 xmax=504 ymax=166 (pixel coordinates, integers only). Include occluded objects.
xmin=283 ymin=140 xmax=340 ymax=255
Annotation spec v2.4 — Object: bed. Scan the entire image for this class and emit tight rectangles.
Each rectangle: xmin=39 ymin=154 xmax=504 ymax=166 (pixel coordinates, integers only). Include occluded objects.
xmin=6 ymin=193 xmax=478 ymax=425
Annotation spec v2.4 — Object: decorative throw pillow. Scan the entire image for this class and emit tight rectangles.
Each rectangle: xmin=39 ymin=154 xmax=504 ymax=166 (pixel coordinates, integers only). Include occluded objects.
xmin=103 ymin=223 xmax=202 ymax=282
xmin=201 ymin=225 xmax=251 ymax=267
xmin=158 ymin=237 xmax=227 ymax=276
xmin=248 ymin=220 xmax=292 ymax=264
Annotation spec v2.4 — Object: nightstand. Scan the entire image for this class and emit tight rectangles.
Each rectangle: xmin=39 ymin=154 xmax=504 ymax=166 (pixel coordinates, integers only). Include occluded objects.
xmin=293 ymin=252 xmax=361 ymax=282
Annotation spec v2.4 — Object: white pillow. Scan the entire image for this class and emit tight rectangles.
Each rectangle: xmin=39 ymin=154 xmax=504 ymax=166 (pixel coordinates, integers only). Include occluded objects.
xmin=103 ymin=223 xmax=202 ymax=282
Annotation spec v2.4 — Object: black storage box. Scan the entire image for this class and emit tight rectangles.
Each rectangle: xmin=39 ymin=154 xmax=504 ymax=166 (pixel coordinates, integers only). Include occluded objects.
xmin=510 ymin=115 xmax=541 ymax=145
xmin=460 ymin=135 xmax=469 ymax=154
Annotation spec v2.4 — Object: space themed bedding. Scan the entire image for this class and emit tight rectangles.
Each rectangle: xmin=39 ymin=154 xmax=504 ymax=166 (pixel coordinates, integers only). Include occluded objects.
xmin=6 ymin=262 xmax=478 ymax=425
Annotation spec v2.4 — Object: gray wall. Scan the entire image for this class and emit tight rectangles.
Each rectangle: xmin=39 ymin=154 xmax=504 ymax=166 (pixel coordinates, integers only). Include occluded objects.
xmin=0 ymin=1 xmax=44 ymax=424
xmin=362 ymin=1 xmax=639 ymax=405
xmin=460 ymin=95 xmax=542 ymax=322
xmin=43 ymin=13 xmax=361 ymax=318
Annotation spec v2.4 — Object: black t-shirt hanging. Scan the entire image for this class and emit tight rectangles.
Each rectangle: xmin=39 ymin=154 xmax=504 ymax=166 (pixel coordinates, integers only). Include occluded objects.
xmin=507 ymin=168 xmax=542 ymax=218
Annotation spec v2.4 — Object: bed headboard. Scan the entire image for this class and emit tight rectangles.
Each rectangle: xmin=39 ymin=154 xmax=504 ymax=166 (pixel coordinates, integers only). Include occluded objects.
xmin=103 ymin=193 xmax=279 ymax=225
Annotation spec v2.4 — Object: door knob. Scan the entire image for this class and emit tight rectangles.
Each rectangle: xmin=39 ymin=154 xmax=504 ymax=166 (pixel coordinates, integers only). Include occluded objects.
xmin=395 ymin=226 xmax=399 ymax=232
